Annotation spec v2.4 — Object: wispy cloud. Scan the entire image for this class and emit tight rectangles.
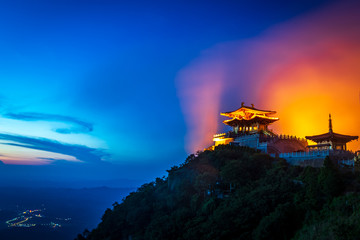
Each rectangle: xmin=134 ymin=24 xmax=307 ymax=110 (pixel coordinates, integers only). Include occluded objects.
xmin=0 ymin=133 xmax=106 ymax=163
xmin=3 ymin=112 xmax=93 ymax=134
xmin=36 ymin=157 xmax=80 ymax=163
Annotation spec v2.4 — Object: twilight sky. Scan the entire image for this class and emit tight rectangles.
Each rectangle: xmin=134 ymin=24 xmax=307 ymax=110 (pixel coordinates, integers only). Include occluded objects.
xmin=1 ymin=0 xmax=358 ymax=187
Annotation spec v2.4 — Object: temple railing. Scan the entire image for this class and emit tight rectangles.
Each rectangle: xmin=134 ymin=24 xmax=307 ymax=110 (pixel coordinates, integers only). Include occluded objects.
xmin=279 ymin=149 xmax=330 ymax=159
xmin=213 ymin=133 xmax=227 ymax=138
xmin=279 ymin=149 xmax=356 ymax=163
xmin=259 ymin=134 xmax=307 ymax=144
xmin=213 ymin=131 xmax=307 ymax=144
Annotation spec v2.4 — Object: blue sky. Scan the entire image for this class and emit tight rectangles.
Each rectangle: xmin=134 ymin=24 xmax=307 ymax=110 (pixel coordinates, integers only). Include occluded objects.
xmin=0 ymin=0 xmax=343 ymax=187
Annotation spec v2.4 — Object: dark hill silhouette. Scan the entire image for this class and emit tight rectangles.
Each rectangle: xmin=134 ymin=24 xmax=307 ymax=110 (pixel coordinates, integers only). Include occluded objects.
xmin=76 ymin=145 xmax=360 ymax=240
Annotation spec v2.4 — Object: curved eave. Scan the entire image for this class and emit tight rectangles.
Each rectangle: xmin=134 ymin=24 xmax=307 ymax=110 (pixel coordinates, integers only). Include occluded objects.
xmin=223 ymin=116 xmax=279 ymax=127
xmin=221 ymin=106 xmax=276 ymax=118
xmin=306 ymin=132 xmax=358 ymax=143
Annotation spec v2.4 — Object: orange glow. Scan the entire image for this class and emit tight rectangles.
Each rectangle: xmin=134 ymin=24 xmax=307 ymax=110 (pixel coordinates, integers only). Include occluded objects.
xmin=258 ymin=65 xmax=360 ymax=150
xmin=254 ymin=2 xmax=360 ymax=151
xmin=177 ymin=1 xmax=360 ymax=152
xmin=212 ymin=135 xmax=233 ymax=147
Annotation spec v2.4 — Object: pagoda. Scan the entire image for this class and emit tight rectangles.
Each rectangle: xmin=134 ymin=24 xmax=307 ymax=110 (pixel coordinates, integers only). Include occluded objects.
xmin=212 ymin=103 xmax=307 ymax=154
xmin=211 ymin=103 xmax=358 ymax=167
xmin=220 ymin=102 xmax=279 ymax=135
xmin=306 ymin=114 xmax=358 ymax=151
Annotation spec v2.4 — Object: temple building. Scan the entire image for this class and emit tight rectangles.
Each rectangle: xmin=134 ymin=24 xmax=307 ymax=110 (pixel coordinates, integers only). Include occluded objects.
xmin=306 ymin=114 xmax=358 ymax=151
xmin=213 ymin=102 xmax=279 ymax=149
xmin=213 ymin=103 xmax=307 ymax=154
xmin=212 ymin=103 xmax=358 ymax=167
xmin=221 ymin=103 xmax=279 ymax=134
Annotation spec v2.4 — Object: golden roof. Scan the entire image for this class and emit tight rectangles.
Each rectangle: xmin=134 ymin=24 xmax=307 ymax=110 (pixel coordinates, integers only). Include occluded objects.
xmin=221 ymin=103 xmax=278 ymax=122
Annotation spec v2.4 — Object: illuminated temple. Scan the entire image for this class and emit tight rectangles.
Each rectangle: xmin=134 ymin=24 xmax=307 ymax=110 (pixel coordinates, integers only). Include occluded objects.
xmin=212 ymin=103 xmax=359 ymax=167
xmin=306 ymin=114 xmax=358 ymax=151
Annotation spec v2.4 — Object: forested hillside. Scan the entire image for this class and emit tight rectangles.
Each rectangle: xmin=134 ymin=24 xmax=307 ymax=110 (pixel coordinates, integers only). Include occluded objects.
xmin=76 ymin=145 xmax=360 ymax=240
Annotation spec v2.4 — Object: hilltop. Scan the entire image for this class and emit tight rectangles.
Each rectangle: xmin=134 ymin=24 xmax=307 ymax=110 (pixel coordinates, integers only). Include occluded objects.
xmin=76 ymin=145 xmax=360 ymax=240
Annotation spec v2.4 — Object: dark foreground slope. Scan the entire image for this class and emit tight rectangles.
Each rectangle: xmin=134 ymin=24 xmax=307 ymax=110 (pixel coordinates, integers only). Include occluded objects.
xmin=76 ymin=145 xmax=360 ymax=240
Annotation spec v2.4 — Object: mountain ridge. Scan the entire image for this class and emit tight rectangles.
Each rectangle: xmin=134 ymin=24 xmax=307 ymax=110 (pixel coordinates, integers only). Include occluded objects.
xmin=76 ymin=145 xmax=360 ymax=240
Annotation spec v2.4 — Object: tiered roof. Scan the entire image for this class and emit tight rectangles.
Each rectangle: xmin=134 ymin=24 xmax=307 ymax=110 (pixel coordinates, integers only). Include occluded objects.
xmin=221 ymin=103 xmax=279 ymax=127
xmin=305 ymin=114 xmax=358 ymax=144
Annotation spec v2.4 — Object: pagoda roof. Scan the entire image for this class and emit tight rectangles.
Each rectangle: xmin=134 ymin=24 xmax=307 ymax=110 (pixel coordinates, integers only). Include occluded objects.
xmin=305 ymin=114 xmax=358 ymax=144
xmin=306 ymin=132 xmax=358 ymax=144
xmin=221 ymin=103 xmax=278 ymax=120
xmin=223 ymin=116 xmax=278 ymax=127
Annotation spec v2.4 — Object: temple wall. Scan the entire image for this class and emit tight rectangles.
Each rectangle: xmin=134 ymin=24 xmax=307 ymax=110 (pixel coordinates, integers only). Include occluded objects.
xmin=277 ymin=150 xmax=329 ymax=167
xmin=278 ymin=149 xmax=355 ymax=167
xmin=232 ymin=134 xmax=259 ymax=149
xmin=214 ymin=138 xmax=233 ymax=147
xmin=232 ymin=134 xmax=307 ymax=155
xmin=288 ymin=159 xmax=325 ymax=168
xmin=216 ymin=132 xmax=355 ymax=167
xmin=268 ymin=138 xmax=307 ymax=154
xmin=280 ymin=149 xmax=329 ymax=159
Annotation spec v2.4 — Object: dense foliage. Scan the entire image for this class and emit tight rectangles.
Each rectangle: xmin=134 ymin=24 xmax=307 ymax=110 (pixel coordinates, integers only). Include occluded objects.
xmin=76 ymin=145 xmax=360 ymax=240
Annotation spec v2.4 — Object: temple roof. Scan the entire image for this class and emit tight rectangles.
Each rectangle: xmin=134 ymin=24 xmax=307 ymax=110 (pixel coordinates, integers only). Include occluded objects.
xmin=306 ymin=132 xmax=358 ymax=144
xmin=305 ymin=114 xmax=358 ymax=144
xmin=223 ymin=116 xmax=278 ymax=127
xmin=221 ymin=103 xmax=278 ymax=121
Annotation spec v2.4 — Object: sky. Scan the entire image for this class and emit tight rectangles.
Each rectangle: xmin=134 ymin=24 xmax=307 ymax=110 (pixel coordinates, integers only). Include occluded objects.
xmin=0 ymin=0 xmax=358 ymax=187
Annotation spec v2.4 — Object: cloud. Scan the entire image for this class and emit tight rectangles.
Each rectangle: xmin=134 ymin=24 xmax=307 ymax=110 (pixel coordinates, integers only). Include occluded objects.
xmin=176 ymin=0 xmax=360 ymax=152
xmin=36 ymin=157 xmax=79 ymax=163
xmin=0 ymin=133 xmax=106 ymax=163
xmin=4 ymin=112 xmax=93 ymax=134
